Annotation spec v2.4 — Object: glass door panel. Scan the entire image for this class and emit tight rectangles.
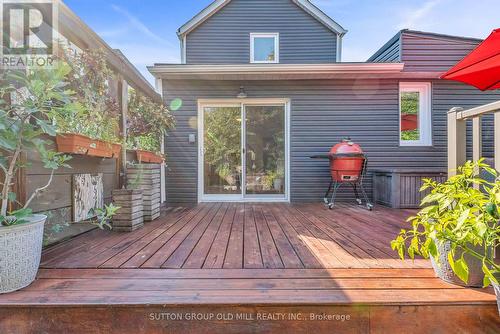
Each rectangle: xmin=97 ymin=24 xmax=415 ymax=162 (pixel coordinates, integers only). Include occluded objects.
xmin=244 ymin=105 xmax=285 ymax=196
xmin=203 ymin=106 xmax=242 ymax=195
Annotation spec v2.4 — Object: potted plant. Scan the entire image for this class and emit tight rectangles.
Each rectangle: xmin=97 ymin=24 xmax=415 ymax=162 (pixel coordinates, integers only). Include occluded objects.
xmin=54 ymin=48 xmax=121 ymax=159
xmin=391 ymin=160 xmax=499 ymax=306
xmin=127 ymin=89 xmax=174 ymax=163
xmin=0 ymin=65 xmax=74 ymax=293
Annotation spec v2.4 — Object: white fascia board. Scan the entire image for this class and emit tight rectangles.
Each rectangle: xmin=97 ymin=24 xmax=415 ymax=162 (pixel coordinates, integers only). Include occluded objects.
xmin=177 ymin=0 xmax=230 ymax=37
xmin=292 ymin=0 xmax=347 ymax=35
xmin=177 ymin=0 xmax=347 ymax=38
xmin=148 ymin=63 xmax=404 ymax=76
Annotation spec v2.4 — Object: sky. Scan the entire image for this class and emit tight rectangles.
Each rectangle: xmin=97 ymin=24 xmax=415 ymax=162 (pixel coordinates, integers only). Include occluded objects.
xmin=64 ymin=0 xmax=500 ymax=84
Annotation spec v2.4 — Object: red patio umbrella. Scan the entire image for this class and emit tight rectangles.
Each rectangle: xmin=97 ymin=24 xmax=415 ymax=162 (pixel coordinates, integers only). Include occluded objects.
xmin=441 ymin=28 xmax=500 ymax=91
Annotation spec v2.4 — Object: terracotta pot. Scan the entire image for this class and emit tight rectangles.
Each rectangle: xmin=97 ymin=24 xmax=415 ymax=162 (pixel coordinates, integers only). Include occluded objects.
xmin=111 ymin=144 xmax=122 ymax=158
xmin=135 ymin=150 xmax=164 ymax=164
xmin=87 ymin=139 xmax=113 ymax=158
xmin=56 ymin=133 xmax=92 ymax=155
xmin=56 ymin=133 xmax=118 ymax=158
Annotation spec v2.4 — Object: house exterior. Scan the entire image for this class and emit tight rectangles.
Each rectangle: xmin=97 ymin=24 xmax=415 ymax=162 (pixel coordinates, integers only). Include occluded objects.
xmin=149 ymin=0 xmax=500 ymax=204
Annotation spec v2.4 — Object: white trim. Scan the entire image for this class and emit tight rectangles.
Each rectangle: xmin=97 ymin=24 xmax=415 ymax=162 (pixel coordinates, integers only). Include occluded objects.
xmin=399 ymin=82 xmax=432 ymax=147
xmin=336 ymin=34 xmax=343 ymax=62
xmin=180 ymin=35 xmax=187 ymax=64
xmin=250 ymin=33 xmax=280 ymax=64
xmin=155 ymin=78 xmax=167 ymax=203
xmin=149 ymin=63 xmax=405 ymax=76
xmin=177 ymin=0 xmax=346 ymax=37
xmin=197 ymin=98 xmax=291 ymax=203
xmin=291 ymin=0 xmax=347 ymax=35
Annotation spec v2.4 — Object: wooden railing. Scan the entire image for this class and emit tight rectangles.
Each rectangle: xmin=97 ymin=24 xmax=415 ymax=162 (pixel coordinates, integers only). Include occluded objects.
xmin=448 ymin=100 xmax=500 ymax=176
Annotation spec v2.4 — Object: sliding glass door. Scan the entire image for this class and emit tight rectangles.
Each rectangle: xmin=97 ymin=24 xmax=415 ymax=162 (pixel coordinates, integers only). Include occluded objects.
xmin=200 ymin=101 xmax=287 ymax=201
xmin=244 ymin=105 xmax=285 ymax=196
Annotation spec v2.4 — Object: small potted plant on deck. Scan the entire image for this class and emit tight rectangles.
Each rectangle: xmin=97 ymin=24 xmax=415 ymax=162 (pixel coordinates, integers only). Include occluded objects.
xmin=391 ymin=160 xmax=500 ymax=311
xmin=0 ymin=65 xmax=74 ymax=293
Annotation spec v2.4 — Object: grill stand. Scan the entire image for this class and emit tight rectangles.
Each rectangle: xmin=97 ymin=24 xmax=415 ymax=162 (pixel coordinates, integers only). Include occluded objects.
xmin=323 ymin=158 xmax=373 ymax=211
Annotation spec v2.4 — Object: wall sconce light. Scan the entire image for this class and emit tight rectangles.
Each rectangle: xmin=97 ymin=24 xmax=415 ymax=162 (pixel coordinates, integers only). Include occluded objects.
xmin=237 ymin=86 xmax=247 ymax=99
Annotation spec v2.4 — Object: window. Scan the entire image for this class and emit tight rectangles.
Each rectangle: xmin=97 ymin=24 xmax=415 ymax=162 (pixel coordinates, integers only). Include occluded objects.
xmin=250 ymin=33 xmax=279 ymax=63
xmin=399 ymin=82 xmax=432 ymax=146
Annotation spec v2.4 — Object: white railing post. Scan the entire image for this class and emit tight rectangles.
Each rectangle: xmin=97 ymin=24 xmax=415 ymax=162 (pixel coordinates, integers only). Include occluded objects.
xmin=472 ymin=117 xmax=482 ymax=163
xmin=448 ymin=107 xmax=466 ymax=177
xmin=495 ymin=113 xmax=500 ymax=172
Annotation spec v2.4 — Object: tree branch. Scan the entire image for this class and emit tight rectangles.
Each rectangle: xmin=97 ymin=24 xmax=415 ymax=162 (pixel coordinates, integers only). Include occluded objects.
xmin=22 ymin=169 xmax=54 ymax=210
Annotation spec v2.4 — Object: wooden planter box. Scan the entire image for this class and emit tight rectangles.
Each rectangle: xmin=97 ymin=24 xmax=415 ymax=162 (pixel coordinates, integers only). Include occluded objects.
xmin=56 ymin=133 xmax=120 ymax=158
xmin=112 ymin=189 xmax=144 ymax=232
xmin=135 ymin=150 xmax=164 ymax=164
xmin=127 ymin=164 xmax=161 ymax=221
xmin=372 ymin=169 xmax=447 ymax=208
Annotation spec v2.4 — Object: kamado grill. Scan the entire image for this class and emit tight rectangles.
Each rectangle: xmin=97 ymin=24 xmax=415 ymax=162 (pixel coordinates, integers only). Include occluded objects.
xmin=311 ymin=138 xmax=373 ymax=210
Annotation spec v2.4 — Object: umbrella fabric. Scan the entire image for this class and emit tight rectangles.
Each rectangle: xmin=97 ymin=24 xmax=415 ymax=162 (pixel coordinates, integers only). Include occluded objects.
xmin=441 ymin=29 xmax=500 ymax=91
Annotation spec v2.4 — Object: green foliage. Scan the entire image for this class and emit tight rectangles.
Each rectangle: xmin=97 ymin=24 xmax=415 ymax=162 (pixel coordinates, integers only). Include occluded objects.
xmin=55 ymin=47 xmax=120 ymax=143
xmin=401 ymin=92 xmax=419 ymax=115
xmin=391 ymin=159 xmax=500 ymax=287
xmin=90 ymin=203 xmax=120 ymax=230
xmin=128 ymin=135 xmax=161 ymax=154
xmin=203 ymin=107 xmax=241 ymax=181
xmin=0 ymin=64 xmax=74 ymax=223
xmin=127 ymin=89 xmax=175 ymax=154
xmin=401 ymin=129 xmax=419 ymax=141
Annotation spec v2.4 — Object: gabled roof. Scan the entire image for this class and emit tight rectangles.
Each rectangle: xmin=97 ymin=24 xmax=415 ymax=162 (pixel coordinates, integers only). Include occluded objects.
xmin=177 ymin=0 xmax=347 ymax=38
xmin=367 ymin=29 xmax=482 ymax=62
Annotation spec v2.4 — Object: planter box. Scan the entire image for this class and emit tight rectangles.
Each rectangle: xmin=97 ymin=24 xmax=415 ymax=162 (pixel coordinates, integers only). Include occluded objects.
xmin=112 ymin=189 xmax=144 ymax=232
xmin=111 ymin=144 xmax=121 ymax=158
xmin=127 ymin=164 xmax=161 ymax=221
xmin=372 ymin=168 xmax=447 ymax=208
xmin=135 ymin=150 xmax=164 ymax=164
xmin=56 ymin=133 xmax=119 ymax=159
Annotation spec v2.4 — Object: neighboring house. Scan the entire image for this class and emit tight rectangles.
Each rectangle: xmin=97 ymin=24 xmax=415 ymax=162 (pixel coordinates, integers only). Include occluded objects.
xmin=149 ymin=0 xmax=500 ymax=203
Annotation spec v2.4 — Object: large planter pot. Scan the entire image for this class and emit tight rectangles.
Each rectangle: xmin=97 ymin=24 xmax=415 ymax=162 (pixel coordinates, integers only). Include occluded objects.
xmin=56 ymin=133 xmax=118 ymax=158
xmin=492 ymin=278 xmax=500 ymax=316
xmin=0 ymin=214 xmax=46 ymax=293
xmin=135 ymin=150 xmax=164 ymax=164
xmin=430 ymin=239 xmax=487 ymax=287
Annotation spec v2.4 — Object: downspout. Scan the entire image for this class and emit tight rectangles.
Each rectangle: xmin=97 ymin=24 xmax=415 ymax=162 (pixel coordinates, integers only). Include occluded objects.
xmin=336 ymin=33 xmax=345 ymax=62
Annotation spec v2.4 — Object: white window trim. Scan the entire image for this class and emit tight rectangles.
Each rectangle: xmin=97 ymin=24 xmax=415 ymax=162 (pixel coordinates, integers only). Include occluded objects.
xmin=250 ymin=33 xmax=280 ymax=64
xmin=399 ymin=82 xmax=432 ymax=147
xmin=197 ymin=98 xmax=290 ymax=203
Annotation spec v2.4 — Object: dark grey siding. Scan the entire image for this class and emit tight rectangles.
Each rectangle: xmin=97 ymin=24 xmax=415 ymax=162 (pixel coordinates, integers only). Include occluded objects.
xmin=163 ymin=79 xmax=500 ymax=203
xmin=369 ymin=35 xmax=401 ymax=62
xmin=186 ymin=0 xmax=338 ymax=64
xmin=401 ymin=32 xmax=480 ymax=72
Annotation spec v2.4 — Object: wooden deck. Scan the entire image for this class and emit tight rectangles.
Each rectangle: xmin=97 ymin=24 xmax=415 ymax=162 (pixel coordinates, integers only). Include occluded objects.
xmin=1 ymin=203 xmax=498 ymax=333
xmin=39 ymin=202 xmax=431 ymax=270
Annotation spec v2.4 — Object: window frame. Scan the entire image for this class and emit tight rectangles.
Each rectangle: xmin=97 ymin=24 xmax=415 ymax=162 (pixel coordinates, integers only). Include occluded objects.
xmin=250 ymin=33 xmax=280 ymax=64
xmin=399 ymin=82 xmax=432 ymax=147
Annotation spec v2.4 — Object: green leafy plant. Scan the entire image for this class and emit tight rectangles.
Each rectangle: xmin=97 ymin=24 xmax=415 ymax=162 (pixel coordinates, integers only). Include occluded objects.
xmin=89 ymin=203 xmax=120 ymax=230
xmin=55 ymin=47 xmax=120 ymax=143
xmin=391 ymin=159 xmax=500 ymax=286
xmin=0 ymin=64 xmax=73 ymax=225
xmin=127 ymin=89 xmax=175 ymax=154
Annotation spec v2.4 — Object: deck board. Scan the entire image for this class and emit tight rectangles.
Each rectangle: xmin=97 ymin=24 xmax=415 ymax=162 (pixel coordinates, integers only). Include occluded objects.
xmin=40 ymin=203 xmax=432 ymax=270
xmin=6 ymin=203 xmax=499 ymax=333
